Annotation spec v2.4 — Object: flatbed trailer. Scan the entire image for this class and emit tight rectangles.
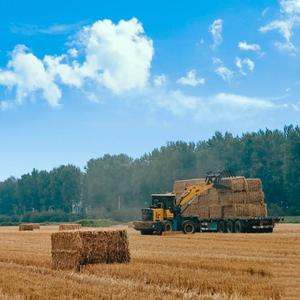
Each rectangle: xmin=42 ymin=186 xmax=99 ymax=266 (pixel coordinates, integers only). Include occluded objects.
xmin=133 ymin=216 xmax=282 ymax=235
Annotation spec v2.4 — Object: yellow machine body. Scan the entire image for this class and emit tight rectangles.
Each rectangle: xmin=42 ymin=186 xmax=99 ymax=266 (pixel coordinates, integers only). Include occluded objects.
xmin=152 ymin=208 xmax=174 ymax=221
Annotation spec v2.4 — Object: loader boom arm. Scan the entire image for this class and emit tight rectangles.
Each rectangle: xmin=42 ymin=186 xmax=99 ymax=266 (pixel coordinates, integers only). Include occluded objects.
xmin=178 ymin=184 xmax=214 ymax=214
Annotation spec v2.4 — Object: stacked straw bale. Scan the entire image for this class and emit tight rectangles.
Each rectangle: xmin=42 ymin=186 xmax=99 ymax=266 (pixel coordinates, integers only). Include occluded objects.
xmin=51 ymin=229 xmax=130 ymax=270
xmin=19 ymin=224 xmax=34 ymax=231
xmin=59 ymin=224 xmax=81 ymax=231
xmin=174 ymin=176 xmax=267 ymax=219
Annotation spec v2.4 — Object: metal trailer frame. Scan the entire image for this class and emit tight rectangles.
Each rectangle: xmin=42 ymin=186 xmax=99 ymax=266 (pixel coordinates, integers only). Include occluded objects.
xmin=133 ymin=216 xmax=282 ymax=234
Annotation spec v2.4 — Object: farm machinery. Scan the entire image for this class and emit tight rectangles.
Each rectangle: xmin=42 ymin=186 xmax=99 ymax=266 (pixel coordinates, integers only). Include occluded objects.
xmin=133 ymin=172 xmax=281 ymax=234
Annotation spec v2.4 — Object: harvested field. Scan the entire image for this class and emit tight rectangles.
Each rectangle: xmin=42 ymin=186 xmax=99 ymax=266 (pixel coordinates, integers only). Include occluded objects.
xmin=0 ymin=224 xmax=298 ymax=299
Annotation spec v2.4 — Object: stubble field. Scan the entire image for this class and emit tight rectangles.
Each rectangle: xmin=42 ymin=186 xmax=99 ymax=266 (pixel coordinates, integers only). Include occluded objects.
xmin=0 ymin=224 xmax=299 ymax=300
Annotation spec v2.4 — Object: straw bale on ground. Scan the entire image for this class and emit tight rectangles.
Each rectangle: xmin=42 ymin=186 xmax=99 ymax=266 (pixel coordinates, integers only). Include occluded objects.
xmin=51 ymin=229 xmax=130 ymax=270
xmin=19 ymin=224 xmax=34 ymax=231
xmin=59 ymin=224 xmax=81 ymax=231
xmin=31 ymin=224 xmax=40 ymax=229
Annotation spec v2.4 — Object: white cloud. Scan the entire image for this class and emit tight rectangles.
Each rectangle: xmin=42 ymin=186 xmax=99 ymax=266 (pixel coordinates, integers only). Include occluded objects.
xmin=0 ymin=18 xmax=154 ymax=108
xmin=238 ymin=41 xmax=261 ymax=51
xmin=260 ymin=0 xmax=300 ymax=53
xmin=280 ymin=0 xmax=300 ymax=14
xmin=209 ymin=19 xmax=223 ymax=49
xmin=215 ymin=66 xmax=234 ymax=82
xmin=153 ymin=89 xmax=200 ymax=116
xmin=153 ymin=74 xmax=167 ymax=87
xmin=235 ymin=57 xmax=255 ymax=75
xmin=10 ymin=22 xmax=86 ymax=35
xmin=262 ymin=7 xmax=270 ymax=17
xmin=147 ymin=89 xmax=293 ymax=122
xmin=214 ymin=93 xmax=275 ymax=109
xmin=177 ymin=70 xmax=205 ymax=87
xmin=0 ymin=45 xmax=61 ymax=107
xmin=213 ymin=58 xmax=234 ymax=82
xmin=77 ymin=18 xmax=154 ymax=94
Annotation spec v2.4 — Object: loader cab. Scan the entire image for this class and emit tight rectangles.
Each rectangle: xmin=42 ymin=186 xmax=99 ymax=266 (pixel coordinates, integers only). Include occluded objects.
xmin=151 ymin=193 xmax=176 ymax=210
xmin=141 ymin=193 xmax=176 ymax=222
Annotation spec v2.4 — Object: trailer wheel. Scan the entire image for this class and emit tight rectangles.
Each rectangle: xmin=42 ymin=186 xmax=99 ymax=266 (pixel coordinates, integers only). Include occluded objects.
xmin=234 ymin=220 xmax=243 ymax=233
xmin=226 ymin=220 xmax=234 ymax=233
xmin=182 ymin=221 xmax=196 ymax=234
xmin=218 ymin=220 xmax=226 ymax=233
xmin=164 ymin=221 xmax=173 ymax=232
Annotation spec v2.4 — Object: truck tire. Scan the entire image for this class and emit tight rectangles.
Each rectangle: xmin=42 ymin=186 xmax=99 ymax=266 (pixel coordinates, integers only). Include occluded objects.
xmin=182 ymin=221 xmax=196 ymax=234
xmin=234 ymin=220 xmax=243 ymax=233
xmin=164 ymin=221 xmax=173 ymax=232
xmin=218 ymin=220 xmax=226 ymax=233
xmin=226 ymin=220 xmax=234 ymax=233
xmin=141 ymin=230 xmax=153 ymax=235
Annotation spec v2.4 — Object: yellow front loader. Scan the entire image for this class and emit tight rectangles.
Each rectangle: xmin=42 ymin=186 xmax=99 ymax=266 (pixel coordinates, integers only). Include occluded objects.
xmin=133 ymin=173 xmax=226 ymax=234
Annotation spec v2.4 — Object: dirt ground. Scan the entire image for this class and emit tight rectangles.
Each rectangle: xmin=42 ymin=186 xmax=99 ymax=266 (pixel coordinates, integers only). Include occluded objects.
xmin=0 ymin=223 xmax=299 ymax=300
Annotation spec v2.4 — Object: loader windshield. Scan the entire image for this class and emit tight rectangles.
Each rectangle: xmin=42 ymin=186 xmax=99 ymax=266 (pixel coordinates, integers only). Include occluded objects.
xmin=151 ymin=194 xmax=175 ymax=210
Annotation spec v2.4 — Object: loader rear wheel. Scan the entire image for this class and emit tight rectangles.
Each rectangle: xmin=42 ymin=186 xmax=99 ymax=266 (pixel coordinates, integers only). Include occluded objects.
xmin=226 ymin=220 xmax=234 ymax=233
xmin=234 ymin=220 xmax=243 ymax=233
xmin=182 ymin=221 xmax=196 ymax=234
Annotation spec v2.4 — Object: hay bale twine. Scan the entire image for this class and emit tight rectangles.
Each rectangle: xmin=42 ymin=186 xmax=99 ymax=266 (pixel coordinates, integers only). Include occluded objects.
xmin=59 ymin=224 xmax=81 ymax=231
xmin=19 ymin=224 xmax=34 ymax=231
xmin=51 ymin=229 xmax=130 ymax=271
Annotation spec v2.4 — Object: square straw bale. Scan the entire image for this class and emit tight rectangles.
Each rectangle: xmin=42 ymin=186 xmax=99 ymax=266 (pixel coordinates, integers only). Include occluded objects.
xmin=246 ymin=178 xmax=262 ymax=191
xmin=59 ymin=224 xmax=81 ymax=231
xmin=247 ymin=191 xmax=265 ymax=204
xmin=19 ymin=224 xmax=34 ymax=231
xmin=51 ymin=229 xmax=130 ymax=271
xmin=220 ymin=177 xmax=247 ymax=192
xmin=31 ymin=223 xmax=40 ymax=229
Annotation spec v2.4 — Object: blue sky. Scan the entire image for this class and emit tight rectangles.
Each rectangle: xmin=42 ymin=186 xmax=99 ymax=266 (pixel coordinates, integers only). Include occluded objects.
xmin=0 ymin=0 xmax=300 ymax=179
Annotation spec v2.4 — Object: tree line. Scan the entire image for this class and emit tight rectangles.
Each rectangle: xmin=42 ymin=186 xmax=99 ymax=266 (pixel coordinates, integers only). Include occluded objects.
xmin=0 ymin=125 xmax=299 ymax=223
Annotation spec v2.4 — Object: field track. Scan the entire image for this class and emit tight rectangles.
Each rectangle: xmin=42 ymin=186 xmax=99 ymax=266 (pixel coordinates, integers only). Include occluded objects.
xmin=0 ymin=224 xmax=299 ymax=300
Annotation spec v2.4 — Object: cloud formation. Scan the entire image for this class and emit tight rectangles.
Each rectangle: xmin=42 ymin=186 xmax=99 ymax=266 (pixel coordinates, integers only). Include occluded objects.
xmin=153 ymin=74 xmax=167 ymax=87
xmin=260 ymin=0 xmax=300 ymax=53
xmin=0 ymin=45 xmax=61 ymax=107
xmin=177 ymin=70 xmax=205 ymax=86
xmin=235 ymin=57 xmax=255 ymax=75
xmin=209 ymin=19 xmax=223 ymax=49
xmin=0 ymin=18 xmax=154 ymax=107
xmin=212 ymin=58 xmax=234 ymax=82
xmin=238 ymin=41 xmax=261 ymax=52
xmin=148 ymin=89 xmax=296 ymax=122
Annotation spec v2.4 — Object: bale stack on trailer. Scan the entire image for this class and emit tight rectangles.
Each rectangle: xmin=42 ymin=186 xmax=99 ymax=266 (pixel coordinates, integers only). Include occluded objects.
xmin=173 ymin=176 xmax=267 ymax=219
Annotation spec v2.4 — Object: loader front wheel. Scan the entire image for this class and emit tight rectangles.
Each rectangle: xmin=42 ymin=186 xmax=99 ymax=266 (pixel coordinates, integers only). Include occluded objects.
xmin=182 ymin=221 xmax=196 ymax=234
xmin=164 ymin=221 xmax=173 ymax=232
